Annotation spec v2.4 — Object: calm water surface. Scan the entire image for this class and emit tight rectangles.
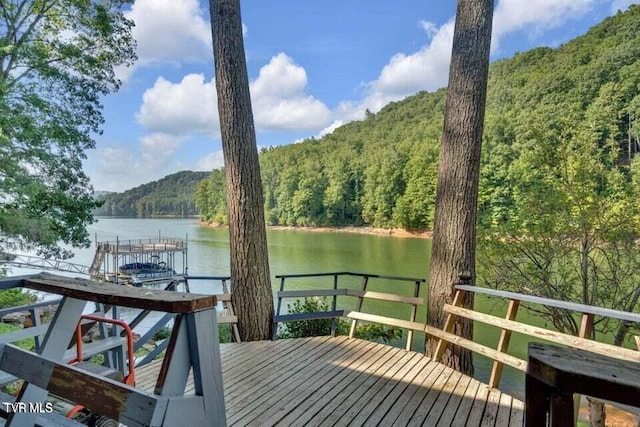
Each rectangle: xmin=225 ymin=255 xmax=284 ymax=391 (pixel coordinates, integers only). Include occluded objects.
xmin=11 ymin=217 xmax=526 ymax=396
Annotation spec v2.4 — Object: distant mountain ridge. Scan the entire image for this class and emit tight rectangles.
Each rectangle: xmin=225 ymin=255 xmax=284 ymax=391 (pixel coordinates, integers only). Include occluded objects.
xmin=93 ymin=171 xmax=209 ymax=217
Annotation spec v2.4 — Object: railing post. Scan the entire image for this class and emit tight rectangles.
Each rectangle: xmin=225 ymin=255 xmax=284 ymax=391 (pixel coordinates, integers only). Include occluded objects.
xmin=331 ymin=274 xmax=338 ymax=337
xmin=272 ymin=277 xmax=286 ymax=340
xmin=28 ymin=307 xmax=42 ymax=352
xmin=349 ymin=275 xmax=369 ymax=339
xmin=406 ymin=281 xmax=420 ymax=351
xmin=489 ymin=298 xmax=520 ymax=388
xmin=433 ymin=289 xmax=465 ymax=362
xmin=575 ymin=312 xmax=595 ymax=421
xmin=221 ymin=279 xmax=241 ymax=343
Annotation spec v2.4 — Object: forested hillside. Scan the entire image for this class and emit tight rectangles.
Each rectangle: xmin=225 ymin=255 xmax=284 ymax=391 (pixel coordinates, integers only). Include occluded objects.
xmin=197 ymin=6 xmax=640 ymax=230
xmin=94 ymin=171 xmax=209 ymax=217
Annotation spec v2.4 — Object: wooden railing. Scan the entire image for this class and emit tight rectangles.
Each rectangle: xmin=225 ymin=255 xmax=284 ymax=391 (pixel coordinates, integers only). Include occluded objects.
xmin=429 ymin=285 xmax=640 ymax=389
xmin=183 ymin=275 xmax=240 ymax=343
xmin=0 ymin=272 xmax=227 ymax=426
xmin=273 ymin=272 xmax=426 ymax=350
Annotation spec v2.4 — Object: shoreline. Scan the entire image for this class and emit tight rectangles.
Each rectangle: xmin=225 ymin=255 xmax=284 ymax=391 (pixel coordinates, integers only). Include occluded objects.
xmin=197 ymin=222 xmax=433 ymax=239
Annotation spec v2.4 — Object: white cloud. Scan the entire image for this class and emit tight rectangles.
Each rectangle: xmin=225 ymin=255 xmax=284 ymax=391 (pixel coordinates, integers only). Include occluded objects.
xmin=492 ymin=0 xmax=595 ymax=51
xmin=330 ymin=0 xmax=601 ymax=125
xmin=372 ymin=20 xmax=455 ymax=98
xmin=115 ymin=0 xmax=254 ymax=82
xmin=610 ymin=0 xmax=640 ymax=12
xmin=90 ymin=134 xmax=186 ymax=191
xmin=419 ymin=20 xmax=439 ymax=39
xmin=136 ymin=74 xmax=219 ymax=136
xmin=250 ymin=53 xmax=332 ymax=131
xmin=97 ymin=147 xmax=135 ymax=175
xmin=136 ymin=53 xmax=332 ymax=136
xmin=126 ymin=0 xmax=210 ymax=64
xmin=317 ymin=120 xmax=344 ymax=138
xmin=328 ymin=20 xmax=454 ymax=121
xmin=140 ymin=133 xmax=186 ymax=166
xmin=196 ymin=150 xmax=225 ymax=171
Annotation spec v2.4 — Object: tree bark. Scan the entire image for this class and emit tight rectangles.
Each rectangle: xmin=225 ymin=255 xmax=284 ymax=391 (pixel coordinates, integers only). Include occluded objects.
xmin=426 ymin=0 xmax=494 ymax=375
xmin=210 ymin=0 xmax=274 ymax=341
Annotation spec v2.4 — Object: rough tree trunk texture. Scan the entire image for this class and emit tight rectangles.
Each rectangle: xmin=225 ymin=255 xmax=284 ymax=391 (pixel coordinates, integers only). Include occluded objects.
xmin=210 ymin=0 xmax=274 ymax=341
xmin=426 ymin=0 xmax=494 ymax=375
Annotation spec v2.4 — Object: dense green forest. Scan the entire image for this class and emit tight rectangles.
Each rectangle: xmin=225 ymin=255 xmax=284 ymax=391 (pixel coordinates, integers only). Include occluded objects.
xmin=94 ymin=171 xmax=209 ymax=217
xmin=196 ymin=6 xmax=640 ymax=231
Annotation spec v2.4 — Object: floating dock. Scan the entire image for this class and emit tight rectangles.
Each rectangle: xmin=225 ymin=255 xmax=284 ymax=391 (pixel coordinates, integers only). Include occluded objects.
xmin=89 ymin=236 xmax=188 ymax=285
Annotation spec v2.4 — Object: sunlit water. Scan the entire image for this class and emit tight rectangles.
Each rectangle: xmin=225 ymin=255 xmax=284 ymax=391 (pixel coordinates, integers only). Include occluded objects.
xmin=7 ymin=217 xmax=526 ymax=397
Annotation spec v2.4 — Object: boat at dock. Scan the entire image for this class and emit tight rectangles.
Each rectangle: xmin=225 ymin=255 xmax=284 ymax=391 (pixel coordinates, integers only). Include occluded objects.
xmin=117 ymin=261 xmax=176 ymax=286
xmin=90 ymin=236 xmax=187 ymax=286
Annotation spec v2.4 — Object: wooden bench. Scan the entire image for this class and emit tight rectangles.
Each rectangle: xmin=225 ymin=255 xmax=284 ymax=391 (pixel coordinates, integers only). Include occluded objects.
xmin=526 ymin=343 xmax=640 ymax=426
xmin=0 ymin=273 xmax=226 ymax=427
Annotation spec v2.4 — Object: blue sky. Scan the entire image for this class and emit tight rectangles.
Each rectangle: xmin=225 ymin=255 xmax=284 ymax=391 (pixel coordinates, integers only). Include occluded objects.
xmin=84 ymin=0 xmax=640 ymax=192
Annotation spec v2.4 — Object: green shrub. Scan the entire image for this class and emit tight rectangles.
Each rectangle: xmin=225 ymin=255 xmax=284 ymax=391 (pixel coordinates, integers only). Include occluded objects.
xmin=0 ymin=323 xmax=35 ymax=350
xmin=152 ymin=326 xmax=171 ymax=341
xmin=0 ymin=289 xmax=36 ymax=309
xmin=278 ymin=297 xmax=333 ymax=338
xmin=218 ymin=324 xmax=232 ymax=343
xmin=277 ymin=297 xmax=403 ymax=344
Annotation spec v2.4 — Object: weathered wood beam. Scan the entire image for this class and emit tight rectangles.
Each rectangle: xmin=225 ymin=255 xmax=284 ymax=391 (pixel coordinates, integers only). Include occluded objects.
xmin=24 ymin=273 xmax=215 ymax=313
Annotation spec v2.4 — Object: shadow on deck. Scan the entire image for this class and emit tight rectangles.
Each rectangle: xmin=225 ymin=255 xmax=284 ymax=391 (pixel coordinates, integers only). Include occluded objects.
xmin=136 ymin=336 xmax=523 ymax=427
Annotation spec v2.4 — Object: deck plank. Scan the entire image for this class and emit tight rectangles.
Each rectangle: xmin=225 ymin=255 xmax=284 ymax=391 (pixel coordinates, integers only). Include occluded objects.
xmin=268 ymin=342 xmax=398 ymax=427
xmin=378 ymin=361 xmax=444 ymax=425
xmin=465 ymin=383 xmax=491 ymax=427
xmin=509 ymin=397 xmax=525 ymax=427
xmin=227 ymin=338 xmax=370 ymax=425
xmin=450 ymin=379 xmax=481 ymax=427
xmin=436 ymin=372 xmax=473 ymax=425
xmin=319 ymin=350 xmax=418 ymax=426
xmin=390 ymin=363 xmax=451 ymax=427
xmin=494 ymin=392 xmax=513 ymax=427
xmin=311 ymin=346 xmax=410 ymax=427
xmin=223 ymin=339 xmax=306 ymax=381
xmin=131 ymin=336 xmax=523 ymax=427
xmin=363 ymin=356 xmax=434 ymax=426
xmin=224 ymin=336 xmax=335 ymax=399
xmin=402 ymin=366 xmax=457 ymax=426
xmin=418 ymin=371 xmax=463 ymax=426
xmin=348 ymin=352 xmax=429 ymax=427
xmin=480 ymin=388 xmax=503 ymax=426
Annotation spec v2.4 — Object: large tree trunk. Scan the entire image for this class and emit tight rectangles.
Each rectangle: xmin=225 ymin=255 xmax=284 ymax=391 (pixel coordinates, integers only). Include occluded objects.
xmin=426 ymin=0 xmax=494 ymax=375
xmin=210 ymin=0 xmax=274 ymax=341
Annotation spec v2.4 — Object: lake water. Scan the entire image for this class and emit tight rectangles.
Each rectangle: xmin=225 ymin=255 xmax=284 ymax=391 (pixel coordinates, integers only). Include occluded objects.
xmin=9 ymin=217 xmax=525 ymax=396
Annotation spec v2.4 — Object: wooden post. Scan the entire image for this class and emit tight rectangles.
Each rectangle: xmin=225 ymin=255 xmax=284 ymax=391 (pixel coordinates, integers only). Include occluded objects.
xmin=550 ymin=393 xmax=575 ymax=427
xmin=222 ymin=279 xmax=241 ymax=343
xmin=406 ymin=280 xmax=421 ymax=351
xmin=349 ymin=276 xmax=369 ymax=338
xmin=272 ymin=277 xmax=286 ymax=340
xmin=489 ymin=298 xmax=520 ymax=388
xmin=155 ymin=315 xmax=191 ymax=396
xmin=575 ymin=313 xmax=594 ymax=421
xmin=433 ymin=289 xmax=464 ymax=361
xmin=331 ymin=274 xmax=338 ymax=337
xmin=29 ymin=307 xmax=42 ymax=352
xmin=185 ymin=309 xmax=226 ymax=426
xmin=525 ymin=374 xmax=550 ymax=427
xmin=8 ymin=297 xmax=86 ymax=426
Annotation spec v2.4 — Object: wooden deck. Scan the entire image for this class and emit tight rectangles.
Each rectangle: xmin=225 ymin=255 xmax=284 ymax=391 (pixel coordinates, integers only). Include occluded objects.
xmin=135 ymin=336 xmax=524 ymax=426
